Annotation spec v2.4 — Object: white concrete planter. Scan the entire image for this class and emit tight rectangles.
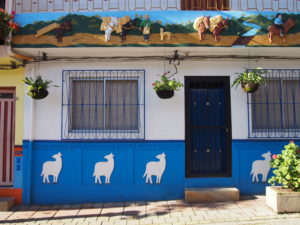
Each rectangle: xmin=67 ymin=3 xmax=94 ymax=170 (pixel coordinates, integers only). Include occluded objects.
xmin=266 ymin=186 xmax=300 ymax=213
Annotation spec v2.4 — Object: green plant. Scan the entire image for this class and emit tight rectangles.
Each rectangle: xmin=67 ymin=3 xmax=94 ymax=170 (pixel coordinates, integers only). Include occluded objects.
xmin=152 ymin=72 xmax=183 ymax=91
xmin=268 ymin=141 xmax=300 ymax=192
xmin=0 ymin=9 xmax=18 ymax=41
xmin=232 ymin=67 xmax=266 ymax=88
xmin=23 ymin=76 xmax=58 ymax=98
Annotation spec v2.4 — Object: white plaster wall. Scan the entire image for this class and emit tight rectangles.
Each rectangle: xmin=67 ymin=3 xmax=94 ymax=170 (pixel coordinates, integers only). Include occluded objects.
xmin=16 ymin=0 xmax=181 ymax=13
xmin=231 ymin=0 xmax=296 ymax=12
xmin=23 ymin=59 xmax=300 ymax=141
xmin=15 ymin=0 xmax=298 ymax=13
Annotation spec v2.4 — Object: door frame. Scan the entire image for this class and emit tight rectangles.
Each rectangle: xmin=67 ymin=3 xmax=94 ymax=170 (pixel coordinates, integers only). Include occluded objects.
xmin=0 ymin=87 xmax=16 ymax=187
xmin=185 ymin=76 xmax=232 ymax=178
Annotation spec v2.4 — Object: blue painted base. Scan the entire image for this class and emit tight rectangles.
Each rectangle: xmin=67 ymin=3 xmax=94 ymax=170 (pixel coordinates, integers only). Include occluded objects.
xmin=22 ymin=141 xmax=185 ymax=204
xmin=21 ymin=140 xmax=295 ymax=204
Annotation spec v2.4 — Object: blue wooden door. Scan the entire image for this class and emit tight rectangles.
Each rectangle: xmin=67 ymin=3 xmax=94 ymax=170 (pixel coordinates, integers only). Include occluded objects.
xmin=185 ymin=77 xmax=231 ymax=177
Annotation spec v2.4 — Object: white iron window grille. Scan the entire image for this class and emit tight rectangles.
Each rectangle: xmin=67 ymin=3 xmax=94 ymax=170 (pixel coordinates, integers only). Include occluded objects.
xmin=62 ymin=70 xmax=145 ymax=140
xmin=248 ymin=69 xmax=300 ymax=138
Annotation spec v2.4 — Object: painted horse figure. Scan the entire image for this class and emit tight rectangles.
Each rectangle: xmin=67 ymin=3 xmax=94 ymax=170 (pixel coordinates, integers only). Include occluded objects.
xmin=212 ymin=18 xmax=229 ymax=42
xmin=268 ymin=17 xmax=296 ymax=43
xmin=194 ymin=16 xmax=210 ymax=41
xmin=55 ymin=20 xmax=72 ymax=43
xmin=120 ymin=18 xmax=137 ymax=42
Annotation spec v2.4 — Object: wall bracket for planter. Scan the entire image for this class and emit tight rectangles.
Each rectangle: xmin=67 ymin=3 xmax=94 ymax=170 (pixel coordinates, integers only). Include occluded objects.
xmin=156 ymin=90 xmax=174 ymax=99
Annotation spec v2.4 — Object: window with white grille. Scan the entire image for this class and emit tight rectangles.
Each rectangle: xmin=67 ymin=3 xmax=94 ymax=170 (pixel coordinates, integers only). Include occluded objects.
xmin=248 ymin=69 xmax=300 ymax=138
xmin=62 ymin=70 xmax=145 ymax=140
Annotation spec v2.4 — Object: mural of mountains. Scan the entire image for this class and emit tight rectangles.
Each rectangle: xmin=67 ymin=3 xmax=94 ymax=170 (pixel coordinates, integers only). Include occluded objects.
xmin=247 ymin=13 xmax=300 ymax=35
xmin=19 ymin=14 xmax=104 ymax=36
xmin=18 ymin=13 xmax=251 ymax=36
xmin=13 ymin=12 xmax=300 ymax=48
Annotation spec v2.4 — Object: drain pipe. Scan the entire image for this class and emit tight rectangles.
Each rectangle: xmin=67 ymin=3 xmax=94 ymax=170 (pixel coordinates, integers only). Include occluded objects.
xmin=27 ymin=85 xmax=34 ymax=205
xmin=23 ymin=64 xmax=35 ymax=205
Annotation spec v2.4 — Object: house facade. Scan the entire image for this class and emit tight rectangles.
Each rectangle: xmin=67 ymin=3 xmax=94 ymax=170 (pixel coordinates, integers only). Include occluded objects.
xmin=6 ymin=0 xmax=300 ymax=204
xmin=0 ymin=44 xmax=24 ymax=204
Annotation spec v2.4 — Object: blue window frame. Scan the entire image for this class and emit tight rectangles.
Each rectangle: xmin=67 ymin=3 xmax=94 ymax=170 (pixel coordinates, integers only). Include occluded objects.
xmin=62 ymin=70 xmax=145 ymax=140
xmin=248 ymin=69 xmax=300 ymax=138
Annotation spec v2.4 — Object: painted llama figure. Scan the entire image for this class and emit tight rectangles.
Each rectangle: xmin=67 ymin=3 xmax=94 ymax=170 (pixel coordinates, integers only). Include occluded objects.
xmin=93 ymin=153 xmax=114 ymax=184
xmin=41 ymin=152 xmax=62 ymax=184
xmin=143 ymin=153 xmax=166 ymax=184
xmin=250 ymin=151 xmax=272 ymax=182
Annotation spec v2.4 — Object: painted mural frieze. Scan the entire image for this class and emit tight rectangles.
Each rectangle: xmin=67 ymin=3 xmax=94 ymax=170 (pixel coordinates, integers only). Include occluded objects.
xmin=41 ymin=152 xmax=62 ymax=184
xmin=194 ymin=16 xmax=229 ymax=42
xmin=12 ymin=11 xmax=300 ymax=48
xmin=143 ymin=153 xmax=166 ymax=184
xmin=250 ymin=151 xmax=272 ymax=183
xmin=93 ymin=153 xmax=114 ymax=184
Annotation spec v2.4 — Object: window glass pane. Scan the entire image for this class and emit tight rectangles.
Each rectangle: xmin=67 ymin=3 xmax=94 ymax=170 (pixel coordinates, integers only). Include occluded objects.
xmin=105 ymin=80 xmax=138 ymax=130
xmin=71 ymin=80 xmax=104 ymax=130
xmin=251 ymin=80 xmax=283 ymax=129
xmin=283 ymin=80 xmax=300 ymax=129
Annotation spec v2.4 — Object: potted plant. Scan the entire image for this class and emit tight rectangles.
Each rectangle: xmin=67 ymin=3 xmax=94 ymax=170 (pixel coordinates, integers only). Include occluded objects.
xmin=152 ymin=72 xmax=183 ymax=99
xmin=266 ymin=141 xmax=300 ymax=213
xmin=0 ymin=9 xmax=18 ymax=44
xmin=232 ymin=67 xmax=266 ymax=93
xmin=23 ymin=76 xmax=58 ymax=100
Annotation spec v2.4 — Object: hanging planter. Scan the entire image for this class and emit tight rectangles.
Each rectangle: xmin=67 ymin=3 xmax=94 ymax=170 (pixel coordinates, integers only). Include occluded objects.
xmin=28 ymin=88 xmax=49 ymax=100
xmin=156 ymin=90 xmax=174 ymax=99
xmin=23 ymin=76 xmax=58 ymax=100
xmin=232 ymin=67 xmax=266 ymax=93
xmin=241 ymin=82 xmax=260 ymax=93
xmin=152 ymin=71 xmax=183 ymax=99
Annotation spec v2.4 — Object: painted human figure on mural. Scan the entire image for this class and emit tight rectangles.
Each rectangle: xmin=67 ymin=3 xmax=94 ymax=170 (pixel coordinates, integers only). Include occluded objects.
xmin=274 ymin=13 xmax=284 ymax=37
xmin=105 ymin=17 xmax=118 ymax=42
xmin=250 ymin=151 xmax=272 ymax=183
xmin=139 ymin=14 xmax=151 ymax=42
xmin=143 ymin=153 xmax=166 ymax=184
xmin=41 ymin=152 xmax=62 ymax=184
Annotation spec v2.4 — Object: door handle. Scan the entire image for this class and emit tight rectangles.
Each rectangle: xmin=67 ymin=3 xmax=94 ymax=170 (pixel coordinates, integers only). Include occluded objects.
xmin=226 ymin=128 xmax=229 ymax=133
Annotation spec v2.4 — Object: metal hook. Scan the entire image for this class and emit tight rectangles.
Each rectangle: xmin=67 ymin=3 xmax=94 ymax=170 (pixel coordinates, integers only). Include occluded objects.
xmin=167 ymin=63 xmax=178 ymax=79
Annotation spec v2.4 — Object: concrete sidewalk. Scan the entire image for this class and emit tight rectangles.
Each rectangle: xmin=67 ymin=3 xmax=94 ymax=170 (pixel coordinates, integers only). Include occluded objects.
xmin=1 ymin=195 xmax=300 ymax=225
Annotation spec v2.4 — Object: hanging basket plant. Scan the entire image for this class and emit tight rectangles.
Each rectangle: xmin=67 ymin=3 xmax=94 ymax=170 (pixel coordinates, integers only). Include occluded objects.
xmin=23 ymin=76 xmax=58 ymax=100
xmin=241 ymin=82 xmax=260 ymax=93
xmin=232 ymin=67 xmax=266 ymax=93
xmin=152 ymin=72 xmax=183 ymax=99
xmin=156 ymin=90 xmax=174 ymax=99
xmin=0 ymin=9 xmax=18 ymax=44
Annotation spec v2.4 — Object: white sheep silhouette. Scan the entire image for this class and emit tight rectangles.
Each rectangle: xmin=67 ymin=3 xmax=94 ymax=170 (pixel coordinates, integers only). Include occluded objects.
xmin=143 ymin=153 xmax=166 ymax=184
xmin=41 ymin=152 xmax=62 ymax=184
xmin=93 ymin=153 xmax=114 ymax=184
xmin=250 ymin=151 xmax=272 ymax=183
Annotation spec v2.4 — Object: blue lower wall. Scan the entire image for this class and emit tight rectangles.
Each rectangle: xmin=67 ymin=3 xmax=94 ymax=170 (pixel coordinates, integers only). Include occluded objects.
xmin=22 ymin=140 xmax=295 ymax=204
xmin=22 ymin=141 xmax=185 ymax=204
